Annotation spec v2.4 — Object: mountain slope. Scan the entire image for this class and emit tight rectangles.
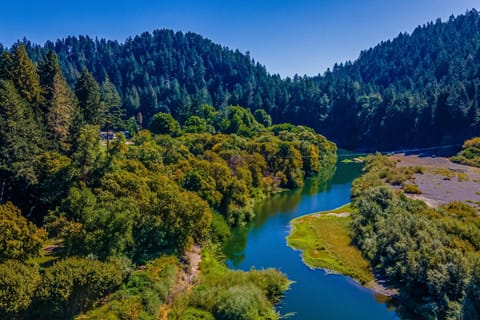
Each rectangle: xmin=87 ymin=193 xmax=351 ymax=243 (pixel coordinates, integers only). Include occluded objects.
xmin=14 ymin=9 xmax=480 ymax=150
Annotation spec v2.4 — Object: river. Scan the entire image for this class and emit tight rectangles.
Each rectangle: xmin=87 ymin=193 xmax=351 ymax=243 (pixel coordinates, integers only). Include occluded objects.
xmin=223 ymin=152 xmax=400 ymax=319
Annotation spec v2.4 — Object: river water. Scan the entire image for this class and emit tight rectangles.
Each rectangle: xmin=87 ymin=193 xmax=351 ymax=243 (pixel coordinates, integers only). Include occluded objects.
xmin=224 ymin=153 xmax=400 ymax=319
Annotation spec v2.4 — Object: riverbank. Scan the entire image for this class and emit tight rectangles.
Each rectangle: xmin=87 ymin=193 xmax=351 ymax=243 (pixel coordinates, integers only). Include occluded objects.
xmin=390 ymin=153 xmax=480 ymax=211
xmin=287 ymin=204 xmax=374 ymax=286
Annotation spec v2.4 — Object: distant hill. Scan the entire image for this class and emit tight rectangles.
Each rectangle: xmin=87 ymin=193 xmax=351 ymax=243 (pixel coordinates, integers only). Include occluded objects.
xmin=11 ymin=8 xmax=480 ymax=150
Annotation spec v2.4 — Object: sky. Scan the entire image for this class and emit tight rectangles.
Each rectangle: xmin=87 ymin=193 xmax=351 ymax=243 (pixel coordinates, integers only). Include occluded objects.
xmin=0 ymin=0 xmax=478 ymax=77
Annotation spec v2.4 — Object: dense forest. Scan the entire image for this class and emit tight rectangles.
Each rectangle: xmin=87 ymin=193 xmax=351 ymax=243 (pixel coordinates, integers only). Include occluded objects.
xmin=4 ymin=9 xmax=478 ymax=150
xmin=351 ymin=155 xmax=480 ymax=319
xmin=0 ymin=45 xmax=336 ymax=319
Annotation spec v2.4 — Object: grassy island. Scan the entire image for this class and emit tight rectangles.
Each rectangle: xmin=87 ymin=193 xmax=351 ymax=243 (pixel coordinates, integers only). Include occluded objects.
xmin=286 ymin=204 xmax=374 ymax=286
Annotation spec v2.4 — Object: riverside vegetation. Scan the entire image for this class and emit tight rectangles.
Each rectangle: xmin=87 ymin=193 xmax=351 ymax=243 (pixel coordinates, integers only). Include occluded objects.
xmin=351 ymin=155 xmax=480 ymax=319
xmin=451 ymin=137 xmax=480 ymax=167
xmin=287 ymin=203 xmax=375 ymax=286
xmin=288 ymin=154 xmax=480 ymax=319
xmin=3 ymin=8 xmax=480 ymax=320
xmin=0 ymin=46 xmax=336 ymax=319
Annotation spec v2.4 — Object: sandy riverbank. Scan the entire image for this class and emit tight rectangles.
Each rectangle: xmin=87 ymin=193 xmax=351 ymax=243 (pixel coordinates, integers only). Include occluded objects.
xmin=390 ymin=154 xmax=480 ymax=210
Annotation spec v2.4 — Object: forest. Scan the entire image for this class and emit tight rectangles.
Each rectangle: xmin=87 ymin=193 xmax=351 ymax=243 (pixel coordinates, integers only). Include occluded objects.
xmin=0 ymin=46 xmax=336 ymax=319
xmin=6 ymin=9 xmax=480 ymax=150
xmin=2 ymin=7 xmax=480 ymax=320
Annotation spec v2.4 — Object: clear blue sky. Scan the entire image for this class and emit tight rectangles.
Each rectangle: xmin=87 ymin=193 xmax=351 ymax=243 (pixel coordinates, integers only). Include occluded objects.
xmin=0 ymin=0 xmax=478 ymax=77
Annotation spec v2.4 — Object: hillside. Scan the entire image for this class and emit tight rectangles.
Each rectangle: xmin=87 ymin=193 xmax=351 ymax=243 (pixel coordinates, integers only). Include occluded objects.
xmin=6 ymin=9 xmax=480 ymax=149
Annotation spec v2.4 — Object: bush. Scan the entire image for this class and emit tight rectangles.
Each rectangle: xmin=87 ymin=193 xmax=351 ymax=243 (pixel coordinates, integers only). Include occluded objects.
xmin=0 ymin=202 xmax=46 ymax=262
xmin=213 ymin=285 xmax=266 ymax=320
xmin=402 ymin=183 xmax=422 ymax=194
xmin=34 ymin=257 xmax=123 ymax=319
xmin=180 ymin=307 xmax=215 ymax=320
xmin=0 ymin=260 xmax=40 ymax=317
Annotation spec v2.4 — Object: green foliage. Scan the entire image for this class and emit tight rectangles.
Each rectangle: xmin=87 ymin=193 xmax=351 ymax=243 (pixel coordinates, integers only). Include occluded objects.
xmin=402 ymin=183 xmax=422 ymax=194
xmin=213 ymin=284 xmax=270 ymax=320
xmin=81 ymin=256 xmax=177 ymax=320
xmin=0 ymin=260 xmax=40 ymax=317
xmin=451 ymin=137 xmax=480 ymax=167
xmin=70 ymin=124 xmax=106 ymax=185
xmin=46 ymin=187 xmax=137 ymax=260
xmin=351 ymin=155 xmax=480 ymax=319
xmin=0 ymin=79 xmax=43 ymax=192
xmin=0 ymin=202 xmax=46 ymax=262
xmin=34 ymin=257 xmax=123 ymax=319
xmin=187 ymin=247 xmax=290 ymax=320
xmin=6 ymin=45 xmax=44 ymax=108
xmin=221 ymin=106 xmax=260 ymax=136
xmin=16 ymin=10 xmax=480 ymax=150
xmin=180 ymin=308 xmax=215 ymax=320
xmin=150 ymin=112 xmax=181 ymax=136
xmin=210 ymin=212 xmax=231 ymax=243
xmin=0 ymin=39 xmax=336 ymax=318
xmin=184 ymin=115 xmax=208 ymax=133
xmin=75 ymin=69 xmax=103 ymax=126
xmin=125 ymin=116 xmax=140 ymax=136
xmin=253 ymin=109 xmax=272 ymax=127
xmin=101 ymin=76 xmax=124 ymax=131
xmin=40 ymin=50 xmax=77 ymax=152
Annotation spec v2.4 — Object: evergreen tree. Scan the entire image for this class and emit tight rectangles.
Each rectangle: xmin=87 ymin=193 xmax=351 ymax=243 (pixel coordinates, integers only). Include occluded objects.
xmin=101 ymin=77 xmax=124 ymax=148
xmin=75 ymin=69 xmax=103 ymax=126
xmin=0 ymin=80 xmax=43 ymax=204
xmin=40 ymin=51 xmax=77 ymax=152
xmin=10 ymin=45 xmax=44 ymax=109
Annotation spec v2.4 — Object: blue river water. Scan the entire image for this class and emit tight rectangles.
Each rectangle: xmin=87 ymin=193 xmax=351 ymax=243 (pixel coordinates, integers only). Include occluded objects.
xmin=224 ymin=155 xmax=400 ymax=319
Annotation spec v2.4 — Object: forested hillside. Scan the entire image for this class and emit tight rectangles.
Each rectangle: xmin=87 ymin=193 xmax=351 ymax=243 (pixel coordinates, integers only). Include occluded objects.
xmin=0 ymin=46 xmax=335 ymax=319
xmin=8 ymin=9 xmax=479 ymax=149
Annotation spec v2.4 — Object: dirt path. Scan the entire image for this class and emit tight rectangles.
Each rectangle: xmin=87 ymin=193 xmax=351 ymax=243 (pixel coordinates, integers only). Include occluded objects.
xmin=390 ymin=154 xmax=480 ymax=210
xmin=159 ymin=245 xmax=202 ymax=320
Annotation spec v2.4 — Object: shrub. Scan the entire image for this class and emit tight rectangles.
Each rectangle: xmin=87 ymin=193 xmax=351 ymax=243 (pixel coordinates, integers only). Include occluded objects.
xmin=0 ymin=202 xmax=46 ymax=262
xmin=402 ymin=183 xmax=422 ymax=194
xmin=0 ymin=260 xmax=40 ymax=317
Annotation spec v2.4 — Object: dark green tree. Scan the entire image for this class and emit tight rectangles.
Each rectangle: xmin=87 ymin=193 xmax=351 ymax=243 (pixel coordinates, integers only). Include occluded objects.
xmin=35 ymin=257 xmax=123 ymax=319
xmin=75 ymin=69 xmax=103 ymax=126
xmin=0 ymin=260 xmax=40 ymax=318
xmin=150 ymin=112 xmax=181 ymax=136
xmin=40 ymin=51 xmax=77 ymax=152
xmin=0 ymin=80 xmax=43 ymax=206
xmin=101 ymin=77 xmax=124 ymax=148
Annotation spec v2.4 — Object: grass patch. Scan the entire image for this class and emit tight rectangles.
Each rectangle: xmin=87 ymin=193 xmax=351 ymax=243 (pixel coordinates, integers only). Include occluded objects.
xmin=432 ymin=167 xmax=454 ymax=178
xmin=457 ymin=172 xmax=470 ymax=182
xmin=402 ymin=183 xmax=422 ymax=194
xmin=287 ymin=204 xmax=374 ymax=286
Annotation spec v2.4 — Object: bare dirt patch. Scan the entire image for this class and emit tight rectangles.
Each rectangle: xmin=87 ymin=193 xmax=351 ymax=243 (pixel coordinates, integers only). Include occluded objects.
xmin=159 ymin=245 xmax=202 ymax=320
xmin=390 ymin=154 xmax=480 ymax=210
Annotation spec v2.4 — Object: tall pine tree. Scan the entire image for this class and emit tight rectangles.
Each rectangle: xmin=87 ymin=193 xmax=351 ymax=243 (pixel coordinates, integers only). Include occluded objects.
xmin=75 ymin=69 xmax=103 ymax=126
xmin=40 ymin=51 xmax=77 ymax=152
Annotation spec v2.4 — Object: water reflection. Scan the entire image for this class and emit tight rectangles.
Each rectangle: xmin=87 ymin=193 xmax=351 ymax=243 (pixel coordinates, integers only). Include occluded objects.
xmin=223 ymin=153 xmax=400 ymax=319
xmin=224 ymin=164 xmax=335 ymax=267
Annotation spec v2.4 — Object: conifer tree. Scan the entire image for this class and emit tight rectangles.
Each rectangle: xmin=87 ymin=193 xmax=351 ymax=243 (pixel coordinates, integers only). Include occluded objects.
xmin=10 ymin=45 xmax=44 ymax=109
xmin=101 ymin=77 xmax=124 ymax=148
xmin=75 ymin=69 xmax=103 ymax=126
xmin=40 ymin=51 xmax=77 ymax=152
xmin=0 ymin=80 xmax=43 ymax=201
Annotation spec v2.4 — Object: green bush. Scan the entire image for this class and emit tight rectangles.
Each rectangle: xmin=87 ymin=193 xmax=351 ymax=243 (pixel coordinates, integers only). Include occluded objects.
xmin=180 ymin=307 xmax=215 ymax=320
xmin=402 ymin=183 xmax=422 ymax=194
xmin=34 ymin=257 xmax=123 ymax=319
xmin=0 ymin=260 xmax=40 ymax=317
